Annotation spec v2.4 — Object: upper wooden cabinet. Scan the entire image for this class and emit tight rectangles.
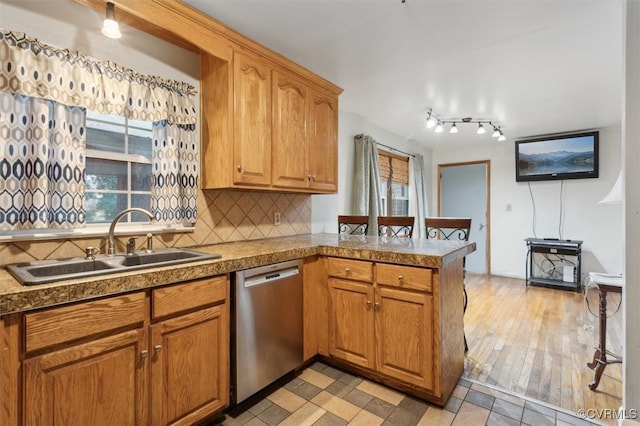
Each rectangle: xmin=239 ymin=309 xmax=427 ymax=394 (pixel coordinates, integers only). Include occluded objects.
xmin=233 ymin=52 xmax=272 ymax=187
xmin=308 ymin=90 xmax=338 ymax=192
xmin=201 ymin=51 xmax=340 ymax=193
xmin=272 ymin=70 xmax=310 ymax=189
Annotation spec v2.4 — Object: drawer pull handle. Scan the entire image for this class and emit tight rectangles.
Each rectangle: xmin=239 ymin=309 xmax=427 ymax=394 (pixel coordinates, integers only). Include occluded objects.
xmin=154 ymin=345 xmax=163 ymax=353
xmin=141 ymin=350 xmax=149 ymax=358
xmin=398 ymin=275 xmax=404 ymax=282
xmin=345 ymin=267 xmax=351 ymax=274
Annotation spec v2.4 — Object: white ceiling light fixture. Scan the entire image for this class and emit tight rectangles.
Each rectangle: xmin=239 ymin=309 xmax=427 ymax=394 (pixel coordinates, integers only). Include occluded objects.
xmin=425 ymin=109 xmax=506 ymax=141
xmin=102 ymin=2 xmax=122 ymax=39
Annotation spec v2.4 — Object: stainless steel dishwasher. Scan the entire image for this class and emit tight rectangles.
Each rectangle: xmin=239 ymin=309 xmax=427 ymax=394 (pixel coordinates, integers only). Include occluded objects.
xmin=233 ymin=259 xmax=303 ymax=405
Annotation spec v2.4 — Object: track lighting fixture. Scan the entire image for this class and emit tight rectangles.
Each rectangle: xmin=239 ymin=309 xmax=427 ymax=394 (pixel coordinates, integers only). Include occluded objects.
xmin=424 ymin=108 xmax=506 ymax=141
xmin=102 ymin=2 xmax=122 ymax=39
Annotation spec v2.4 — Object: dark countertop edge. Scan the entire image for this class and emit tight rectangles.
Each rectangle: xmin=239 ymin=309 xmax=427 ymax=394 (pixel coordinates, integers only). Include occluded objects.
xmin=0 ymin=234 xmax=475 ymax=315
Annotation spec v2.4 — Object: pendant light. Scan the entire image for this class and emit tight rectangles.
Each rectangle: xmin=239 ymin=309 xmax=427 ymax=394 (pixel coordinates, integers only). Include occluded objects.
xmin=102 ymin=2 xmax=122 ymax=39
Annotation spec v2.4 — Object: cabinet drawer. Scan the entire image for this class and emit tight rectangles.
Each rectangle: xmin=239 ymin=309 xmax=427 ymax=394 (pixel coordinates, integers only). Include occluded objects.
xmin=327 ymin=258 xmax=373 ymax=282
xmin=152 ymin=275 xmax=228 ymax=319
xmin=376 ymin=263 xmax=432 ymax=292
xmin=25 ymin=291 xmax=146 ymax=353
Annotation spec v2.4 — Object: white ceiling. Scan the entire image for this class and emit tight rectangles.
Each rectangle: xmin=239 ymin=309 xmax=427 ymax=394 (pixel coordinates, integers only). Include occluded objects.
xmin=182 ymin=0 xmax=623 ymax=150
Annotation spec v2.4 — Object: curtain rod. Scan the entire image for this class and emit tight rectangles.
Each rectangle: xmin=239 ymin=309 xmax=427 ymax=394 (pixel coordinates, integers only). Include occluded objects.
xmin=355 ymin=134 xmax=415 ymax=157
xmin=377 ymin=143 xmax=415 ymax=158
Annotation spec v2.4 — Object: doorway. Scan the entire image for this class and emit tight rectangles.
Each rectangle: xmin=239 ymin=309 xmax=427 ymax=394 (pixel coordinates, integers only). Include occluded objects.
xmin=438 ymin=161 xmax=490 ymax=274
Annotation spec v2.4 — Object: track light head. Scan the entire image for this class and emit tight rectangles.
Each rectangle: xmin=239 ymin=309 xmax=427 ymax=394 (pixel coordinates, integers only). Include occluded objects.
xmin=435 ymin=121 xmax=444 ymax=133
xmin=477 ymin=123 xmax=486 ymax=134
xmin=449 ymin=123 xmax=458 ymax=134
xmin=426 ymin=111 xmax=437 ymax=129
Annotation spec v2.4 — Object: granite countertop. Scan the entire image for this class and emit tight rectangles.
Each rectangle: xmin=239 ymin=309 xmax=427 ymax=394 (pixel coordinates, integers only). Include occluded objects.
xmin=0 ymin=233 xmax=475 ymax=315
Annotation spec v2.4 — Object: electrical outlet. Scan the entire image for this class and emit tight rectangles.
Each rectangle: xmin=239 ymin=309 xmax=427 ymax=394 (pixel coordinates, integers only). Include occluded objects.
xmin=274 ymin=212 xmax=281 ymax=226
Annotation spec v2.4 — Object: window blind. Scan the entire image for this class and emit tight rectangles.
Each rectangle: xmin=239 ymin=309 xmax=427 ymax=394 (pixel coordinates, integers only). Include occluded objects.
xmin=378 ymin=150 xmax=409 ymax=185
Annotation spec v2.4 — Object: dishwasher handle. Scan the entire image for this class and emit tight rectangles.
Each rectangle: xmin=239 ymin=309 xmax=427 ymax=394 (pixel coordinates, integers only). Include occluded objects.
xmin=243 ymin=266 xmax=299 ymax=287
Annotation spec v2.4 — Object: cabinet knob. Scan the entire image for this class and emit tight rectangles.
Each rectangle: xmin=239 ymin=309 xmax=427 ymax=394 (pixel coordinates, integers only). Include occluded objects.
xmin=141 ymin=350 xmax=149 ymax=358
xmin=365 ymin=300 xmax=372 ymax=308
xmin=237 ymin=164 xmax=243 ymax=172
xmin=398 ymin=275 xmax=404 ymax=282
xmin=154 ymin=345 xmax=163 ymax=353
xmin=345 ymin=267 xmax=351 ymax=274
xmin=374 ymin=301 xmax=381 ymax=310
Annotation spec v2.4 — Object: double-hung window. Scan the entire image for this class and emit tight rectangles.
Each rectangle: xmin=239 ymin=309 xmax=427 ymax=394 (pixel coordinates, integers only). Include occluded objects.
xmin=378 ymin=150 xmax=410 ymax=216
xmin=85 ymin=110 xmax=153 ymax=224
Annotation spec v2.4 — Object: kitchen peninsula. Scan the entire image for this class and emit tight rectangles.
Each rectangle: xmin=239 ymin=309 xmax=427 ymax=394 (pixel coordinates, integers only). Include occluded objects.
xmin=0 ymin=234 xmax=475 ymax=424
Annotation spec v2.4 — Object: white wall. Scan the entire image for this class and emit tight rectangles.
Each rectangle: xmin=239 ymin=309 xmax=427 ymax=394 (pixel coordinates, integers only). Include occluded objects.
xmin=432 ymin=126 xmax=623 ymax=278
xmin=311 ymin=111 xmax=433 ymax=234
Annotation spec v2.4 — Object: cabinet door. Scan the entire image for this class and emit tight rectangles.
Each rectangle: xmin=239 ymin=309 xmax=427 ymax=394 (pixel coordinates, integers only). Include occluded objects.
xmin=151 ymin=304 xmax=229 ymax=426
xmin=328 ymin=278 xmax=375 ymax=369
xmin=308 ymin=90 xmax=338 ymax=192
xmin=375 ymin=287 xmax=434 ymax=391
xmin=233 ymin=52 xmax=272 ymax=186
xmin=272 ymin=70 xmax=309 ymax=189
xmin=23 ymin=329 xmax=148 ymax=426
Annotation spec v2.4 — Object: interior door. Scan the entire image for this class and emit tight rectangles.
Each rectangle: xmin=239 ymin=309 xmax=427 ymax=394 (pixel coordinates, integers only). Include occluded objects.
xmin=438 ymin=161 xmax=490 ymax=274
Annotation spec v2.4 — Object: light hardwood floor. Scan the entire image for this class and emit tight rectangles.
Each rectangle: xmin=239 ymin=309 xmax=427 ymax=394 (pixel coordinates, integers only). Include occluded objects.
xmin=463 ymin=273 xmax=623 ymax=423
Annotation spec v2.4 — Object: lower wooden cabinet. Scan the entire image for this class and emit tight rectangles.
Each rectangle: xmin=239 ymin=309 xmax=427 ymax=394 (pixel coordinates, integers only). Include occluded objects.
xmin=328 ymin=278 xmax=375 ymax=369
xmin=325 ymin=258 xmax=453 ymax=404
xmin=13 ymin=275 xmax=229 ymax=426
xmin=23 ymin=329 xmax=149 ymax=426
xmin=328 ymin=277 xmax=434 ymax=391
xmin=151 ymin=305 xmax=228 ymax=426
xmin=375 ymin=286 xmax=433 ymax=390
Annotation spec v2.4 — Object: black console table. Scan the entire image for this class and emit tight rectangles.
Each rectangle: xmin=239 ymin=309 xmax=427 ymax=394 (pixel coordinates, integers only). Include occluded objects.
xmin=525 ymin=238 xmax=583 ymax=292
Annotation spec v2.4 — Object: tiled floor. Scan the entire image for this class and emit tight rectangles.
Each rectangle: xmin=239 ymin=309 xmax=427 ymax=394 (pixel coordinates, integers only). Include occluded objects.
xmin=211 ymin=362 xmax=603 ymax=426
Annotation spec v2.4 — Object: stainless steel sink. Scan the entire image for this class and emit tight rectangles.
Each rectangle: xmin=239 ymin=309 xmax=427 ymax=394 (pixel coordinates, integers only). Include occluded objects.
xmin=119 ymin=249 xmax=204 ymax=267
xmin=5 ymin=248 xmax=221 ymax=286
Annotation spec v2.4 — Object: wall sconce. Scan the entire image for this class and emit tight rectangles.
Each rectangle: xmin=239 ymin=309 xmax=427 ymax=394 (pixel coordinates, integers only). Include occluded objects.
xmin=425 ymin=108 xmax=506 ymax=141
xmin=102 ymin=2 xmax=122 ymax=39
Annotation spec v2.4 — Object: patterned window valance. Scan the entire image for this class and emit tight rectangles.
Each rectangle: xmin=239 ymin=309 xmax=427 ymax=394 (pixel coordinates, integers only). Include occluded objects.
xmin=0 ymin=29 xmax=197 ymax=125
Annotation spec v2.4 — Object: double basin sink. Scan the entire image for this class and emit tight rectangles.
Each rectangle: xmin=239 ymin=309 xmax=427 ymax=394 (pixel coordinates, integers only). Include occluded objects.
xmin=6 ymin=248 xmax=222 ymax=286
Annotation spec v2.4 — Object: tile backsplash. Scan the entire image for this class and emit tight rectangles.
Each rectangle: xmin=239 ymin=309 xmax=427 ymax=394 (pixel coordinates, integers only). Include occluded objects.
xmin=0 ymin=189 xmax=311 ymax=265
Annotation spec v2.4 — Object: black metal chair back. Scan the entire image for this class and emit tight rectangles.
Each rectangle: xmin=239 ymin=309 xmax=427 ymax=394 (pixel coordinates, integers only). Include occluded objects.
xmin=377 ymin=216 xmax=414 ymax=238
xmin=338 ymin=215 xmax=369 ymax=235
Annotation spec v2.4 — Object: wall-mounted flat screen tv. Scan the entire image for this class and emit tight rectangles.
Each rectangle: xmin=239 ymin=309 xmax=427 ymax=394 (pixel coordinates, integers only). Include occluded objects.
xmin=515 ymin=130 xmax=599 ymax=182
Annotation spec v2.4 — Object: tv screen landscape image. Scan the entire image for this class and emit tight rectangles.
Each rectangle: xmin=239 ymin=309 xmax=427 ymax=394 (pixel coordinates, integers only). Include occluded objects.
xmin=515 ymin=131 xmax=599 ymax=182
